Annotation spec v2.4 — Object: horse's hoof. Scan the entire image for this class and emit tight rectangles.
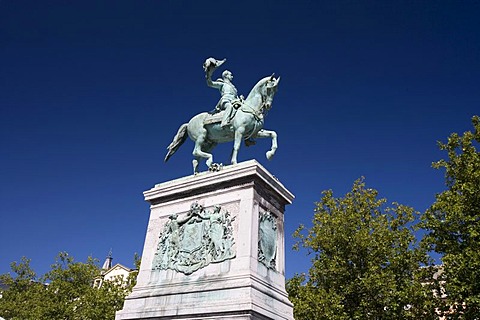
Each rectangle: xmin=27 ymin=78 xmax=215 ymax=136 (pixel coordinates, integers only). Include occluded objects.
xmin=266 ymin=151 xmax=275 ymax=160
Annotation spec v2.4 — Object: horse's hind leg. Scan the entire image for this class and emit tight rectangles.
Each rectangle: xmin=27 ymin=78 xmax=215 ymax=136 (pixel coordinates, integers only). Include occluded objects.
xmin=193 ymin=141 xmax=217 ymax=173
xmin=192 ymin=143 xmax=213 ymax=173
xmin=192 ymin=131 xmax=214 ymax=173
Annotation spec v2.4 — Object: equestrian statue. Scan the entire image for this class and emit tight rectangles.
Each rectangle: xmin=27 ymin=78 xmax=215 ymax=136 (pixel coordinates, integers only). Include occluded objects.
xmin=165 ymin=57 xmax=281 ymax=174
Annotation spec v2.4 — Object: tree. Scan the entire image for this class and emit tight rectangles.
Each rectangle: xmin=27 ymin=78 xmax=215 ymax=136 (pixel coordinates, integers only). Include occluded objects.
xmin=0 ymin=252 xmax=137 ymax=320
xmin=0 ymin=257 xmax=45 ymax=320
xmin=423 ymin=115 xmax=480 ymax=318
xmin=287 ymin=178 xmax=437 ymax=319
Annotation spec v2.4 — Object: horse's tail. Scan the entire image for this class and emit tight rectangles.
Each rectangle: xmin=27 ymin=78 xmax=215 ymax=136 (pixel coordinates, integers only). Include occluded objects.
xmin=165 ymin=123 xmax=188 ymax=162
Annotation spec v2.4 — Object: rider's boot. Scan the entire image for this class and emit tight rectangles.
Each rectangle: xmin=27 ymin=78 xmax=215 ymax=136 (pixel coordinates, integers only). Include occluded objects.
xmin=221 ymin=104 xmax=232 ymax=128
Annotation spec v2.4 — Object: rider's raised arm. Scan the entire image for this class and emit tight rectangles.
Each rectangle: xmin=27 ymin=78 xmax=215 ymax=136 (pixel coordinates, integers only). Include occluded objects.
xmin=206 ymin=77 xmax=223 ymax=89
xmin=207 ymin=79 xmax=222 ymax=89
xmin=206 ymin=70 xmax=223 ymax=89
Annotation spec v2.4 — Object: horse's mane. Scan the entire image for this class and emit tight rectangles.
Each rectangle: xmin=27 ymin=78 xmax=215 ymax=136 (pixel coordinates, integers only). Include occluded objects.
xmin=245 ymin=76 xmax=272 ymax=101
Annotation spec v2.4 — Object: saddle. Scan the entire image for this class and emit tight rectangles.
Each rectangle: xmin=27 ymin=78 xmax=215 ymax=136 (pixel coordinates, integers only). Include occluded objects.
xmin=204 ymin=99 xmax=243 ymax=125
xmin=203 ymin=111 xmax=225 ymax=125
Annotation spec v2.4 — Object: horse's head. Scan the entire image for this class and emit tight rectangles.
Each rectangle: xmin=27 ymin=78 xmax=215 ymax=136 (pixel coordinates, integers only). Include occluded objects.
xmin=261 ymin=74 xmax=280 ymax=111
xmin=244 ymin=74 xmax=281 ymax=113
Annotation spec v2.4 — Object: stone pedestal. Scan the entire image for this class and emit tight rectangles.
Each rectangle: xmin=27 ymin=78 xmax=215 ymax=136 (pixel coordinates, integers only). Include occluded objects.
xmin=116 ymin=160 xmax=294 ymax=320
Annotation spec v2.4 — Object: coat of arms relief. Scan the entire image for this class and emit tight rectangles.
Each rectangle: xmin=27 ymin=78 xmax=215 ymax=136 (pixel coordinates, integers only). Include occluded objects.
xmin=258 ymin=210 xmax=278 ymax=270
xmin=258 ymin=211 xmax=277 ymax=270
xmin=152 ymin=202 xmax=236 ymax=275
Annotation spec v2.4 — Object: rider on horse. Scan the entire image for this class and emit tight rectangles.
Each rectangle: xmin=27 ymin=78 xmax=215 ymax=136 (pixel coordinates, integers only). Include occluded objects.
xmin=205 ymin=58 xmax=239 ymax=128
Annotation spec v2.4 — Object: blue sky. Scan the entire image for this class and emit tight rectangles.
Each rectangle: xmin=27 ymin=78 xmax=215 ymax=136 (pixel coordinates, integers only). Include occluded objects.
xmin=1 ymin=1 xmax=479 ymax=279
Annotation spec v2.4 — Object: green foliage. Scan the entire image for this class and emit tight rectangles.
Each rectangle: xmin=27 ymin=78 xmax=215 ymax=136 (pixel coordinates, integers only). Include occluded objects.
xmin=288 ymin=178 xmax=437 ymax=319
xmin=423 ymin=115 xmax=480 ymax=318
xmin=0 ymin=258 xmax=45 ymax=320
xmin=0 ymin=252 xmax=138 ymax=320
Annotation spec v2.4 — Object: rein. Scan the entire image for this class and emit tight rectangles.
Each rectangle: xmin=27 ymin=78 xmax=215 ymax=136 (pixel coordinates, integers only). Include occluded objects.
xmin=239 ymin=102 xmax=265 ymax=121
xmin=239 ymin=87 xmax=269 ymax=121
xmin=238 ymin=88 xmax=270 ymax=140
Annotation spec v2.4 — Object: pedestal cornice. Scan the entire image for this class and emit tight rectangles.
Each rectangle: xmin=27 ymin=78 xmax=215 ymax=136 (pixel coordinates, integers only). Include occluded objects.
xmin=144 ymin=160 xmax=294 ymax=206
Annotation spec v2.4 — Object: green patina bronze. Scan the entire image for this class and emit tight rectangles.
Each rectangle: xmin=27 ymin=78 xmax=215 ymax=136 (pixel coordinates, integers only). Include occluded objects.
xmin=165 ymin=57 xmax=281 ymax=173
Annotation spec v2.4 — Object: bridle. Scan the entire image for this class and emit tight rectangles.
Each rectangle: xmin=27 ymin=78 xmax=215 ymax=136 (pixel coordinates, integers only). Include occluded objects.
xmin=240 ymin=80 xmax=276 ymax=120
xmin=238 ymin=80 xmax=277 ymax=140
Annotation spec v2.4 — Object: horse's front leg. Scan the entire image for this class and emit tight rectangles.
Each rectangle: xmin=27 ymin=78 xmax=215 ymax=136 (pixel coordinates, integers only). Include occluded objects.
xmin=254 ymin=129 xmax=277 ymax=160
xmin=231 ymin=126 xmax=245 ymax=165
